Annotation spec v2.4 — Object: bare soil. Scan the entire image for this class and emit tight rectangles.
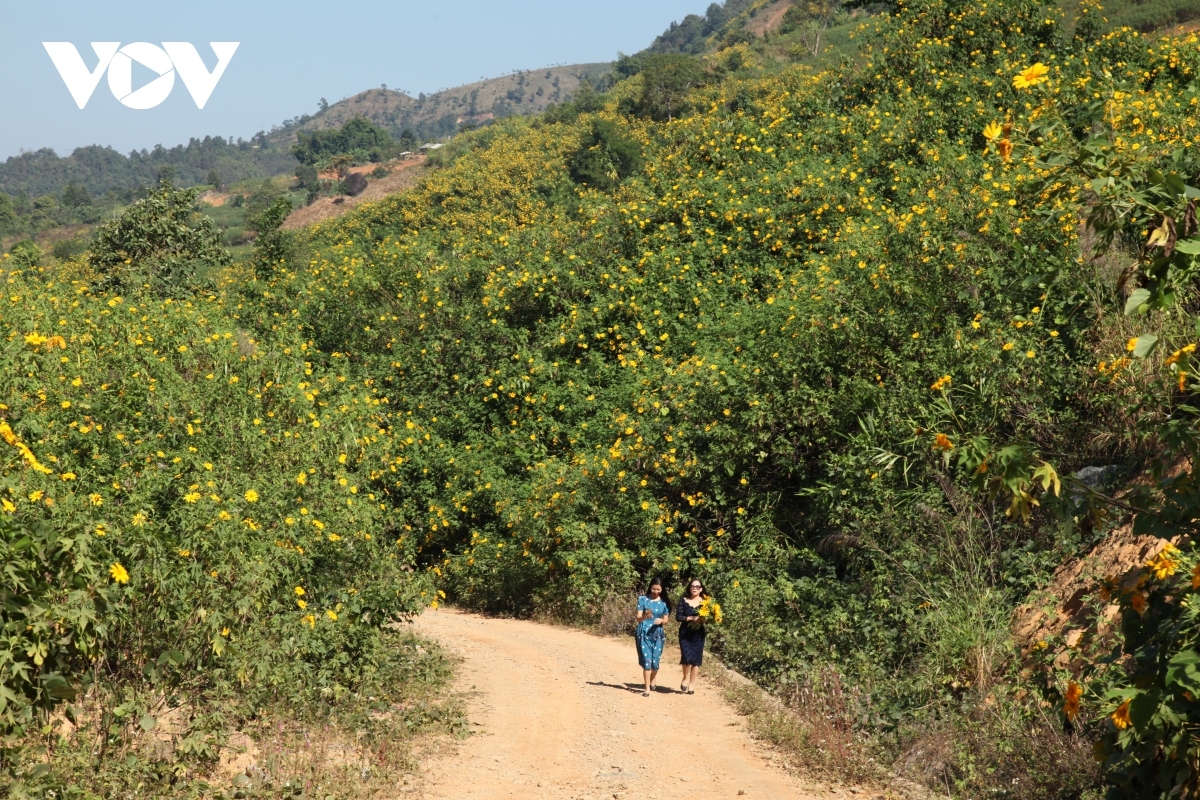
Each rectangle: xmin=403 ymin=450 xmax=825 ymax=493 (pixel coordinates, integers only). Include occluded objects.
xmin=412 ymin=608 xmax=834 ymax=800
xmin=746 ymin=0 xmax=794 ymax=36
xmin=282 ymin=156 xmax=427 ymax=229
xmin=1011 ymin=521 xmax=1171 ymax=656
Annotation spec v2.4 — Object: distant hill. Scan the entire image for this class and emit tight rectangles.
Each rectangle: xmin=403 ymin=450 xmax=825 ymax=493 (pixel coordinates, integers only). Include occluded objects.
xmin=0 ymin=136 xmax=298 ymax=202
xmin=296 ymin=63 xmax=611 ymax=143
xmin=0 ymin=64 xmax=610 ymax=202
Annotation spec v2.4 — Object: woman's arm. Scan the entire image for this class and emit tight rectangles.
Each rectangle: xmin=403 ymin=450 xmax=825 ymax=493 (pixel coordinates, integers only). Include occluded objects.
xmin=635 ymin=597 xmax=651 ymax=622
xmin=675 ymin=599 xmax=699 ymax=624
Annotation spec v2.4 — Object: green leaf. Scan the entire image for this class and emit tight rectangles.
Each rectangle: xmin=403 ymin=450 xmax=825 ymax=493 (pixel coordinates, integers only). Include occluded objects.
xmin=1166 ymin=651 xmax=1200 ymax=690
xmin=139 ymin=715 xmax=156 ymax=732
xmin=1130 ymin=691 xmax=1159 ymax=729
xmin=1175 ymin=238 xmax=1200 ymax=255
xmin=40 ymin=673 xmax=76 ymax=701
xmin=1132 ymin=335 xmax=1159 ymax=359
xmin=1125 ymin=288 xmax=1152 ymax=315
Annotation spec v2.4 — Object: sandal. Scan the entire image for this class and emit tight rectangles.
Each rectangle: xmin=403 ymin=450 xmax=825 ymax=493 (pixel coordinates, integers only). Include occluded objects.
xmin=681 ymin=683 xmax=688 ymax=693
xmin=642 ymin=690 xmax=650 ymax=697
xmin=688 ymin=687 xmax=695 ymax=695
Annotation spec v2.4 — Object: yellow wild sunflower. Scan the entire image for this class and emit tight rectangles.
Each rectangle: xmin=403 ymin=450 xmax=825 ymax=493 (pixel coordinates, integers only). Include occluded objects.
xmin=1013 ymin=62 xmax=1050 ymax=89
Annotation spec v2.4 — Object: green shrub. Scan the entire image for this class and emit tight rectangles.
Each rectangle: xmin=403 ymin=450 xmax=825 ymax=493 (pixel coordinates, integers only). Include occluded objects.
xmin=0 ymin=514 xmax=111 ymax=741
xmin=89 ymin=184 xmax=230 ymax=294
xmin=7 ymin=240 xmax=41 ymax=269
xmin=567 ymin=119 xmax=644 ymax=190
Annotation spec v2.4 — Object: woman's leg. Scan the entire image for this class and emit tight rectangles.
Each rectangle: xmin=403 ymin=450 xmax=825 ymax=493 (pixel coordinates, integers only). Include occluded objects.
xmin=688 ymin=664 xmax=700 ymax=690
xmin=681 ymin=662 xmax=691 ymax=690
xmin=649 ymin=667 xmax=659 ymax=690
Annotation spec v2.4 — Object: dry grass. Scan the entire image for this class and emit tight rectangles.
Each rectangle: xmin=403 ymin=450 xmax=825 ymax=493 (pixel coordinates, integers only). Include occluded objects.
xmin=894 ymin=700 xmax=1102 ymax=800
xmin=594 ymin=591 xmax=639 ymax=637
xmin=224 ymin=709 xmax=443 ymax=798
xmin=708 ymin=663 xmax=886 ymax=788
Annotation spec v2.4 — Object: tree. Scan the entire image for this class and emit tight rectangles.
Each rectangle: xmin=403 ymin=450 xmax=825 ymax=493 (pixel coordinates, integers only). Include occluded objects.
xmin=61 ymin=182 xmax=92 ymax=209
xmin=295 ymin=164 xmax=321 ymax=205
xmin=781 ymin=0 xmax=842 ymax=57
xmin=90 ymin=184 xmax=230 ymax=295
xmin=319 ymin=97 xmax=329 ymax=112
xmin=291 ymin=117 xmax=393 ymax=166
xmin=249 ymin=197 xmax=295 ymax=278
xmin=206 ymin=169 xmax=221 ymax=188
xmin=568 ymin=119 xmax=644 ymax=191
xmin=0 ymin=194 xmax=16 ymax=235
xmin=573 ymin=80 xmax=604 ymax=114
xmin=156 ymin=164 xmax=177 ymax=186
xmin=637 ymin=53 xmax=706 ymax=121
xmin=8 ymin=240 xmax=41 ymax=268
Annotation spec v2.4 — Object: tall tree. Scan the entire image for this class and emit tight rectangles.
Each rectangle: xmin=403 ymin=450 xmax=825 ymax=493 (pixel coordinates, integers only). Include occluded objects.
xmin=637 ymin=53 xmax=706 ymax=121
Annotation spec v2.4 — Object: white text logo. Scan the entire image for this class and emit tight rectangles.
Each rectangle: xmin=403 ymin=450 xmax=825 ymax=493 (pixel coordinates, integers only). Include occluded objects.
xmin=43 ymin=42 xmax=239 ymax=109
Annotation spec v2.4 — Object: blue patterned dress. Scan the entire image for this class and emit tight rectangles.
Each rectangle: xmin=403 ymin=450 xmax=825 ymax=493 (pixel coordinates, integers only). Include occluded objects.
xmin=635 ymin=595 xmax=668 ymax=670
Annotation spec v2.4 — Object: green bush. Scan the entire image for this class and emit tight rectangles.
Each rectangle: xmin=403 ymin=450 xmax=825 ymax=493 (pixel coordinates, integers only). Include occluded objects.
xmin=7 ymin=240 xmax=41 ymax=269
xmin=0 ymin=513 xmax=111 ymax=740
xmin=89 ymin=184 xmax=230 ymax=294
xmin=568 ymin=119 xmax=644 ymax=190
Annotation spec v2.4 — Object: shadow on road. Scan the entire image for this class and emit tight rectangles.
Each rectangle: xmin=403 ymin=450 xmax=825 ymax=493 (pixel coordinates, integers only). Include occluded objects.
xmin=586 ymin=681 xmax=680 ymax=694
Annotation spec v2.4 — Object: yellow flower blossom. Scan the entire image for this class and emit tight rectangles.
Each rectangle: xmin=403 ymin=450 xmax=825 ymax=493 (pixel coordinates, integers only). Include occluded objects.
xmin=109 ymin=562 xmax=130 ymax=584
xmin=1013 ymin=62 xmax=1050 ymax=89
xmin=1147 ymin=544 xmax=1180 ymax=580
xmin=1111 ymin=699 xmax=1132 ymax=730
xmin=1064 ymin=681 xmax=1082 ymax=722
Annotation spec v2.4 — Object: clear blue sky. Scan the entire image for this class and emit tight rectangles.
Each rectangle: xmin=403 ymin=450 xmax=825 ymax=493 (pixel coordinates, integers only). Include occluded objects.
xmin=0 ymin=0 xmax=709 ymax=160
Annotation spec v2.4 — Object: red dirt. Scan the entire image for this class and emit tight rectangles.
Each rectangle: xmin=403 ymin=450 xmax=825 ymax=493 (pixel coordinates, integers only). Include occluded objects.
xmin=411 ymin=609 xmax=831 ymax=800
xmin=746 ymin=0 xmax=794 ymax=36
xmin=283 ymin=156 xmax=427 ymax=230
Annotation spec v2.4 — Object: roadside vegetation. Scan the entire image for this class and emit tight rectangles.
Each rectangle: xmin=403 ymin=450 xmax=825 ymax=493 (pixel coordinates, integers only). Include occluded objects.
xmin=263 ymin=1 xmax=1200 ymax=797
xmin=5 ymin=0 xmax=1200 ymax=797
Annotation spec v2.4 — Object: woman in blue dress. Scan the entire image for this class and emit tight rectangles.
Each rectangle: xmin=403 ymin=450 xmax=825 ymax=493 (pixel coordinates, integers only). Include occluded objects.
xmin=634 ymin=577 xmax=671 ymax=697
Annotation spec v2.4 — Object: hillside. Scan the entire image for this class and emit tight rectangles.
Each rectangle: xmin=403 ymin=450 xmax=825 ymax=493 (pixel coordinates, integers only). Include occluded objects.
xmin=8 ymin=0 xmax=1200 ymax=797
xmin=0 ymin=65 xmax=611 ymax=207
xmin=300 ymin=64 xmax=612 ymax=143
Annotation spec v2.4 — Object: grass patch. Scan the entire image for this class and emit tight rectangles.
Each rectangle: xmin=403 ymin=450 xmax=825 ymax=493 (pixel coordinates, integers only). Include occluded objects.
xmin=10 ymin=630 xmax=464 ymax=800
xmin=709 ymin=663 xmax=885 ymax=787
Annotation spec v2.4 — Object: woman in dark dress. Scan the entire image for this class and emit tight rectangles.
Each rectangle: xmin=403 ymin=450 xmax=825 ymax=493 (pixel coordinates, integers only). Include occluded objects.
xmin=676 ymin=578 xmax=707 ymax=694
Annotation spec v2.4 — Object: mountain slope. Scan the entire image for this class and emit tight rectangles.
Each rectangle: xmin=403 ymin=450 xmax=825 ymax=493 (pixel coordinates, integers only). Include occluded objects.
xmin=298 ymin=64 xmax=611 ymax=143
xmin=0 ymin=66 xmax=609 ymax=203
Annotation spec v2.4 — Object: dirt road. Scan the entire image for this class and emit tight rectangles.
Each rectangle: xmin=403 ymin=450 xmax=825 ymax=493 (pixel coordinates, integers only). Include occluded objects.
xmin=412 ymin=609 xmax=824 ymax=800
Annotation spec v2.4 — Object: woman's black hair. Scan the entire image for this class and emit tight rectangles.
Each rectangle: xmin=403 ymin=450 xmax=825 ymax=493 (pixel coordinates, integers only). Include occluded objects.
xmin=646 ymin=576 xmax=672 ymax=610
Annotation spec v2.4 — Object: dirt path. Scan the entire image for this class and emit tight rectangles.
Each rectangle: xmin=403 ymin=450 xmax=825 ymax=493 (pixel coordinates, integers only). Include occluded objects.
xmin=412 ymin=609 xmax=826 ymax=800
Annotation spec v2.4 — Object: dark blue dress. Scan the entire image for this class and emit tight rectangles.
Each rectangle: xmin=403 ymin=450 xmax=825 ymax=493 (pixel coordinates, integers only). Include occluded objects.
xmin=676 ymin=598 xmax=707 ymax=666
